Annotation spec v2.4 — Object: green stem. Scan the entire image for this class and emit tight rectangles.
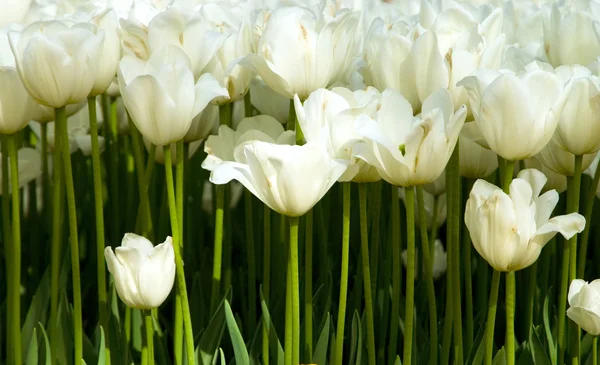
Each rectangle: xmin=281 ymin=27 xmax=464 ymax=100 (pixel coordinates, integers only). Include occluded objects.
xmin=145 ymin=310 xmax=155 ymax=365
xmin=124 ymin=306 xmax=131 ymax=363
xmin=447 ymin=147 xmax=463 ymax=364
xmin=56 ymin=106 xmax=83 ymax=364
xmin=403 ymin=186 xmax=416 ymax=365
xmin=335 ymin=183 xmax=351 ymax=365
xmin=50 ymin=121 xmax=64 ymax=349
xmin=359 ymin=184 xmax=377 ymax=365
xmin=1 ymin=140 xmax=10 ymax=365
xmin=263 ymin=205 xmax=271 ymax=365
xmin=41 ymin=122 xmax=49 ymax=221
xmin=163 ymin=146 xmax=195 ymax=365
xmin=219 ymin=104 xmax=232 ymax=295
xmin=88 ymin=96 xmax=109 ymax=359
xmin=245 ymin=190 xmax=257 ymax=337
xmin=577 ymin=154 xmax=600 ymax=278
xmin=127 ymin=117 xmax=153 ymax=238
xmin=389 ymin=186 xmax=401 ymax=365
xmin=463 ymin=179 xmax=475 ymax=353
xmin=210 ymin=184 xmax=225 ymax=315
xmin=417 ymin=186 xmax=438 ymax=365
xmin=524 ymin=262 xmax=538 ymax=340
xmin=506 ymin=272 xmax=516 ymax=365
xmin=175 ymin=141 xmax=184 ymax=365
xmin=593 ymin=337 xmax=597 ymax=365
xmin=305 ymin=209 xmax=313 ymax=361
xmin=7 ymin=135 xmax=22 ymax=365
xmin=558 ymin=240 xmax=571 ymax=365
xmin=430 ymin=195 xmax=440 ymax=253
xmin=285 ymin=254 xmax=293 ymax=365
xmin=485 ymin=270 xmax=501 ymax=365
xmin=441 ymin=287 xmax=453 ymax=365
xmin=289 ymin=216 xmax=301 ymax=365
xmin=105 ymin=95 xmax=120 ymax=249
xmin=287 ymin=99 xmax=295 ymax=131
xmin=568 ymin=155 xmax=583 ymax=365
xmin=370 ymin=181 xmax=382 ymax=303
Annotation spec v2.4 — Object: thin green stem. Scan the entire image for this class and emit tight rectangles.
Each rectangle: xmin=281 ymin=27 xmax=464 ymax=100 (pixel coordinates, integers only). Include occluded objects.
xmin=175 ymin=141 xmax=184 ymax=365
xmin=210 ymin=184 xmax=225 ymax=315
xmin=568 ymin=155 xmax=583 ymax=365
xmin=359 ymin=184 xmax=376 ymax=365
xmin=88 ymin=96 xmax=109 ymax=360
xmin=145 ymin=310 xmax=155 ymax=365
xmin=127 ymin=117 xmax=153 ymax=237
xmin=1 ymin=140 xmax=11 ymax=365
xmin=370 ymin=181 xmax=382 ymax=302
xmin=485 ymin=270 xmax=501 ymax=365
xmin=305 ymin=209 xmax=313 ymax=361
xmin=463 ymin=179 xmax=475 ymax=354
xmin=288 ymin=216 xmax=301 ymax=365
xmin=506 ymin=272 xmax=516 ymax=365
xmin=389 ymin=187 xmax=401 ymax=365
xmin=441 ymin=287 xmax=453 ymax=365
xmin=50 ymin=120 xmax=64 ymax=347
xmin=285 ymin=255 xmax=293 ymax=365
xmin=417 ymin=186 xmax=438 ymax=365
xmin=41 ymin=122 xmax=49 ymax=221
xmin=245 ymin=190 xmax=257 ymax=337
xmin=7 ymin=135 xmax=21 ymax=365
xmin=219 ymin=104 xmax=232 ymax=295
xmin=163 ymin=146 xmax=195 ymax=365
xmin=124 ymin=306 xmax=131 ymax=362
xmin=593 ymin=337 xmax=597 ymax=365
xmin=577 ymin=154 xmax=600 ymax=278
xmin=558 ymin=240 xmax=571 ymax=365
xmin=430 ymin=195 xmax=440 ymax=253
xmin=335 ymin=183 xmax=351 ymax=365
xmin=105 ymin=95 xmax=120 ymax=249
xmin=287 ymin=99 xmax=296 ymax=131
xmin=56 ymin=106 xmax=83 ymax=364
xmin=524 ymin=262 xmax=538 ymax=340
xmin=262 ymin=205 xmax=271 ymax=365
xmin=403 ymin=186 xmax=416 ymax=365
xmin=447 ymin=148 xmax=463 ymax=364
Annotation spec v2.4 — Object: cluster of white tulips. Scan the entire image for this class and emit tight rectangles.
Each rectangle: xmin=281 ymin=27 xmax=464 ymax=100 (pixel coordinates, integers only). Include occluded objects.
xmin=4 ymin=0 xmax=600 ymax=364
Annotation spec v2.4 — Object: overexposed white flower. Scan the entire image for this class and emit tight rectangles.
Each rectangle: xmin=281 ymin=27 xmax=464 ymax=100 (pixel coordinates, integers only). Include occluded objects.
xmin=567 ymin=279 xmax=600 ymax=336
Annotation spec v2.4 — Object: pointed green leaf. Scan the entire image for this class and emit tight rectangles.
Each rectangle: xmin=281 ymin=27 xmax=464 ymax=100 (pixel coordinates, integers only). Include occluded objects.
xmin=26 ymin=328 xmax=38 ymax=365
xmin=394 ymin=355 xmax=401 ymax=365
xmin=225 ymin=300 xmax=249 ymax=365
xmin=39 ymin=323 xmax=52 ymax=365
xmin=260 ymin=289 xmax=284 ymax=365
xmin=493 ymin=347 xmax=506 ymax=365
xmin=543 ymin=293 xmax=556 ymax=365
xmin=313 ymin=314 xmax=330 ymax=365
xmin=97 ymin=327 xmax=106 ymax=365
xmin=196 ymin=290 xmax=229 ymax=365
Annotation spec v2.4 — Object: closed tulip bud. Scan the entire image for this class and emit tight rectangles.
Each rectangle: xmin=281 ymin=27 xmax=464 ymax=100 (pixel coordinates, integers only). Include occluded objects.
xmin=567 ymin=279 xmax=600 ymax=336
xmin=465 ymin=168 xmax=585 ymax=272
xmin=118 ymin=46 xmax=229 ymax=146
xmin=9 ymin=20 xmax=105 ymax=108
xmin=89 ymin=9 xmax=121 ymax=96
xmin=104 ymin=233 xmax=176 ymax=309
xmin=536 ymin=137 xmax=598 ymax=177
xmin=354 ymin=88 xmax=466 ymax=187
xmin=458 ymin=64 xmax=569 ymax=161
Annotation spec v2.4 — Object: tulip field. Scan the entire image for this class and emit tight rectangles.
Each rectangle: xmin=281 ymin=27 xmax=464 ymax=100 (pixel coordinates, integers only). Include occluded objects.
xmin=4 ymin=0 xmax=600 ymax=365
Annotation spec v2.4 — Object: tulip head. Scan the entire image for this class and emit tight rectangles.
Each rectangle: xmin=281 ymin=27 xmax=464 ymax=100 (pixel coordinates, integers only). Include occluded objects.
xmin=567 ymin=279 xmax=600 ymax=336
xmin=0 ymin=66 xmax=36 ymax=134
xmin=465 ymin=168 xmax=585 ymax=272
xmin=105 ymin=233 xmax=176 ymax=310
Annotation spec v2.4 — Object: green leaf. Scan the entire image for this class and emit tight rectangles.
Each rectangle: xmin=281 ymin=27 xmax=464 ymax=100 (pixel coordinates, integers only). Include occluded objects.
xmin=21 ymin=267 xmax=50 ymax=360
xmin=225 ymin=300 xmax=249 ymax=365
xmin=493 ymin=347 xmax=506 ymax=365
xmin=39 ymin=323 xmax=52 ymax=365
xmin=196 ymin=290 xmax=229 ymax=365
xmin=516 ymin=345 xmax=533 ymax=365
xmin=97 ymin=327 xmax=106 ymax=365
xmin=260 ymin=289 xmax=284 ymax=365
xmin=530 ymin=325 xmax=551 ymax=365
xmin=543 ymin=293 xmax=556 ymax=365
xmin=466 ymin=316 xmax=487 ymax=365
xmin=219 ymin=348 xmax=226 ymax=365
xmin=348 ymin=311 xmax=363 ymax=365
xmin=394 ymin=355 xmax=401 ymax=365
xmin=313 ymin=314 xmax=330 ymax=365
xmin=26 ymin=327 xmax=38 ymax=365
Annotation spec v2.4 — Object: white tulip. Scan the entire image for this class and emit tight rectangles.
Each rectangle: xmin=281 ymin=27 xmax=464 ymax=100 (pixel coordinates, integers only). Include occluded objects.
xmin=354 ymin=88 xmax=466 ymax=187
xmin=458 ymin=125 xmax=498 ymax=178
xmin=524 ymin=156 xmax=567 ymax=193
xmin=398 ymin=187 xmax=447 ymax=230
xmin=105 ymin=233 xmax=176 ymax=309
xmin=567 ymin=279 xmax=600 ymax=336
xmin=89 ymin=9 xmax=121 ymax=96
xmin=402 ymin=238 xmax=447 ymax=280
xmin=536 ymin=137 xmax=598 ymax=177
xmin=238 ymin=6 xmax=360 ymax=100
xmin=249 ymin=76 xmax=290 ymax=124
xmin=0 ymin=147 xmax=41 ymax=194
xmin=143 ymin=138 xmax=202 ymax=166
xmin=465 ymin=168 xmax=585 ymax=272
xmin=458 ymin=64 xmax=570 ymax=161
xmin=9 ymin=20 xmax=105 ymax=108
xmin=0 ymin=67 xmax=36 ymax=134
xmin=0 ymin=0 xmax=32 ymax=27
xmin=118 ymin=46 xmax=229 ymax=146
xmin=210 ymin=141 xmax=348 ymax=217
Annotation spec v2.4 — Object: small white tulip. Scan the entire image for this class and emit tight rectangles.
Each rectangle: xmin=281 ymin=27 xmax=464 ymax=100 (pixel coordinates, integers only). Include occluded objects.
xmin=0 ymin=67 xmax=36 ymax=134
xmin=567 ymin=279 xmax=600 ymax=336
xmin=402 ymin=239 xmax=447 ymax=280
xmin=105 ymin=233 xmax=176 ymax=310
xmin=0 ymin=147 xmax=42 ymax=194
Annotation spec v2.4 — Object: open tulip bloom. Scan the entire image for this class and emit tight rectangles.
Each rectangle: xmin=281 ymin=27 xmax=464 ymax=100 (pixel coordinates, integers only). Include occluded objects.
xmin=465 ymin=168 xmax=585 ymax=272
xmin=567 ymin=279 xmax=600 ymax=336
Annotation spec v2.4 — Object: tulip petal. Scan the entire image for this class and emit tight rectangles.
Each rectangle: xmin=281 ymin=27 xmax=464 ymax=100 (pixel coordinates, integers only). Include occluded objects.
xmin=192 ymin=73 xmax=229 ymax=117
xmin=237 ymin=54 xmax=292 ymax=99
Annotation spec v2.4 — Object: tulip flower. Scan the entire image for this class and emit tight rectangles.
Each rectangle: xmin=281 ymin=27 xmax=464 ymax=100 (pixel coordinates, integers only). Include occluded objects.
xmin=567 ymin=279 xmax=600 ymax=336
xmin=210 ymin=140 xmax=348 ymax=217
xmin=294 ymin=87 xmax=381 ymax=183
xmin=465 ymin=168 xmax=585 ymax=272
xmin=535 ymin=137 xmax=598 ymax=177
xmin=353 ymin=88 xmax=466 ymax=187
xmin=144 ymin=137 xmax=202 ymax=166
xmin=524 ymin=156 xmax=567 ymax=193
xmin=9 ymin=20 xmax=105 ymax=108
xmin=238 ymin=6 xmax=360 ymax=100
xmin=0 ymin=66 xmax=36 ymax=134
xmin=202 ymin=114 xmax=296 ymax=172
xmin=402 ymin=239 xmax=447 ymax=280
xmin=118 ymin=46 xmax=229 ymax=146
xmin=398 ymin=187 xmax=447 ymax=230
xmin=552 ymin=65 xmax=600 ymax=156
xmin=184 ymin=104 xmax=219 ymax=143
xmin=0 ymin=147 xmax=42 ymax=193
xmin=89 ymin=9 xmax=121 ymax=96
xmin=459 ymin=125 xmax=498 ymax=178
xmin=248 ymin=76 xmax=290 ymax=124
xmin=458 ymin=64 xmax=569 ymax=161
xmin=0 ymin=0 xmax=31 ymax=27
xmin=105 ymin=233 xmax=176 ymax=309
